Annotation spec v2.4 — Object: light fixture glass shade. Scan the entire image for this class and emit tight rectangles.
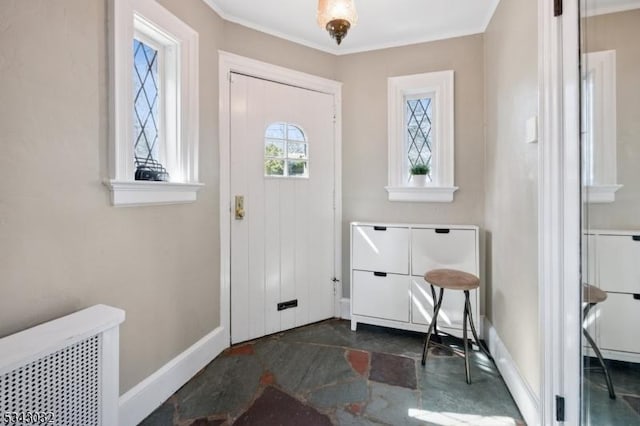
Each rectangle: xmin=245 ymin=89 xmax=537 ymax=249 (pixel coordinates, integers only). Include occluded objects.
xmin=317 ymin=0 xmax=358 ymax=28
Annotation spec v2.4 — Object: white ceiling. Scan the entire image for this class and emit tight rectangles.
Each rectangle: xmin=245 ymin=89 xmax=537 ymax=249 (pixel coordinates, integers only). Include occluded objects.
xmin=203 ymin=0 xmax=501 ymax=55
xmin=584 ymin=0 xmax=640 ymax=16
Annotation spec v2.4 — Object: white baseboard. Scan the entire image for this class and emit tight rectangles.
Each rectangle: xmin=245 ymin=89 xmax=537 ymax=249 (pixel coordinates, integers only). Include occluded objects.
xmin=119 ymin=326 xmax=229 ymax=426
xmin=483 ymin=318 xmax=540 ymax=426
xmin=340 ymin=298 xmax=351 ymax=319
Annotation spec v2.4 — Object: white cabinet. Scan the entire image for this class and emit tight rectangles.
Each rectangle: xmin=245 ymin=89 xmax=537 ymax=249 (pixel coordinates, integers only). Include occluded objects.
xmin=599 ymin=293 xmax=640 ymax=354
xmin=411 ymin=228 xmax=477 ymax=276
xmin=352 ymin=271 xmax=410 ymax=322
xmin=350 ymin=222 xmax=480 ymax=338
xmin=585 ymin=230 xmax=640 ymax=362
xmin=352 ymin=226 xmax=410 ymax=274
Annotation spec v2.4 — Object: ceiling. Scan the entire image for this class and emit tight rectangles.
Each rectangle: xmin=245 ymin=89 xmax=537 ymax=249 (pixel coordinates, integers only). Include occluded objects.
xmin=203 ymin=0 xmax=501 ymax=55
xmin=584 ymin=0 xmax=640 ymax=16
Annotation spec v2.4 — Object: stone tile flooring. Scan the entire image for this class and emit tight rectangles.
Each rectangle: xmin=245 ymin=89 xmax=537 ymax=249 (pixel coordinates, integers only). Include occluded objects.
xmin=583 ymin=357 xmax=640 ymax=425
xmin=140 ymin=319 xmax=524 ymax=425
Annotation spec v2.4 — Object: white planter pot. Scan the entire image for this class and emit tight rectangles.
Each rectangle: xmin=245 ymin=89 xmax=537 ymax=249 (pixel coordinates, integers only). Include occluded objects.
xmin=410 ymin=174 xmax=427 ymax=187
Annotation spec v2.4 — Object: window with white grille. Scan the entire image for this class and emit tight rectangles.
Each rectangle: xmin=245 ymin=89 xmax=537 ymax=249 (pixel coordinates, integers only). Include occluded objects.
xmin=106 ymin=0 xmax=202 ymax=206
xmin=264 ymin=123 xmax=309 ymax=178
xmin=386 ymin=70 xmax=457 ymax=202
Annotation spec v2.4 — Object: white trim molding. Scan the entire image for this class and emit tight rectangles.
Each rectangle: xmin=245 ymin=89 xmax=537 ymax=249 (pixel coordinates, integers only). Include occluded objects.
xmin=107 ymin=0 xmax=202 ymax=207
xmin=539 ymin=0 xmax=582 ymax=423
xmin=484 ymin=318 xmax=540 ymax=426
xmin=218 ymin=51 xmax=343 ymax=342
xmin=385 ymin=186 xmax=458 ymax=203
xmin=386 ymin=70 xmax=457 ymax=203
xmin=119 ymin=326 xmax=227 ymax=426
xmin=585 ymin=184 xmax=623 ymax=203
xmin=105 ymin=180 xmax=204 ymax=207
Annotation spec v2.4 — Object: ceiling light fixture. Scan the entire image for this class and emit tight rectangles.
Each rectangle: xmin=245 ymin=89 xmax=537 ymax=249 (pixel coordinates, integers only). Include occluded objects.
xmin=317 ymin=0 xmax=358 ymax=45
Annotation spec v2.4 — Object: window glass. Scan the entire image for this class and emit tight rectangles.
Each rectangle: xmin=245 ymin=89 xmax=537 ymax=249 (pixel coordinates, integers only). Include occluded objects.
xmin=133 ymin=39 xmax=167 ymax=181
xmin=265 ymin=123 xmax=309 ymax=178
xmin=406 ymin=97 xmax=433 ymax=181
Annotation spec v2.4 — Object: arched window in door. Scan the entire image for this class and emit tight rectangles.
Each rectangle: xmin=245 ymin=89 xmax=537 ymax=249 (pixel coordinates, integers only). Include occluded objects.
xmin=264 ymin=123 xmax=309 ymax=178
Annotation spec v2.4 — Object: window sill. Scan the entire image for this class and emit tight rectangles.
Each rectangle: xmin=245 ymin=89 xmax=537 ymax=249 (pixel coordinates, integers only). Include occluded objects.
xmin=585 ymin=184 xmax=623 ymax=204
xmin=104 ymin=180 xmax=204 ymax=207
xmin=385 ymin=186 xmax=458 ymax=203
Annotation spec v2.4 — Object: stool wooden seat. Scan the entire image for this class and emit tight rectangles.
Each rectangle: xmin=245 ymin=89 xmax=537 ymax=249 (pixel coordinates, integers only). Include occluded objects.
xmin=421 ymin=268 xmax=492 ymax=384
xmin=583 ymin=284 xmax=616 ymax=399
xmin=425 ymin=269 xmax=480 ymax=291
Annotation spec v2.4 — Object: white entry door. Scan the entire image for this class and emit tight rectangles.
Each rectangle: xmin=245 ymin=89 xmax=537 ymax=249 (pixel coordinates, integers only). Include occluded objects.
xmin=230 ymin=73 xmax=336 ymax=344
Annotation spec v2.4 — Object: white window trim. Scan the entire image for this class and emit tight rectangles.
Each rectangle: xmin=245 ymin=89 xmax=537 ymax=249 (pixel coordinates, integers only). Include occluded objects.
xmin=582 ymin=50 xmax=622 ymax=203
xmin=385 ymin=70 xmax=457 ymax=202
xmin=106 ymin=0 xmax=202 ymax=207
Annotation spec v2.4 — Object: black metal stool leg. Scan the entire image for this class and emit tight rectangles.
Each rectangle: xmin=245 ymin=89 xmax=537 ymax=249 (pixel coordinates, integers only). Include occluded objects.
xmin=583 ymin=304 xmax=616 ymax=399
xmin=430 ymin=284 xmax=441 ymax=342
xmin=463 ymin=294 xmax=471 ymax=384
xmin=422 ymin=287 xmax=444 ymax=366
xmin=465 ymin=291 xmax=493 ymax=361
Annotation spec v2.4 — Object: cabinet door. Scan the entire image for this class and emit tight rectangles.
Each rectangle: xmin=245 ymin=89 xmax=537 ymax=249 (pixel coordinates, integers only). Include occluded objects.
xmin=352 ymin=271 xmax=410 ymax=322
xmin=411 ymin=228 xmax=477 ymax=277
xmin=598 ymin=234 xmax=640 ymax=294
xmin=598 ymin=292 xmax=640 ymax=353
xmin=352 ymin=225 xmax=410 ymax=274
xmin=411 ymin=277 xmax=478 ymax=331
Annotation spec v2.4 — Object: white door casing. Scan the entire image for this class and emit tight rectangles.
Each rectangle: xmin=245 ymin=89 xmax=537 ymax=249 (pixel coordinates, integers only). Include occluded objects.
xmin=220 ymin=52 xmax=342 ymax=342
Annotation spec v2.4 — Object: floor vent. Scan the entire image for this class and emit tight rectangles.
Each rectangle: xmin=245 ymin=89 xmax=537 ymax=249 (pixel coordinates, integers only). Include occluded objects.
xmin=0 ymin=305 xmax=125 ymax=426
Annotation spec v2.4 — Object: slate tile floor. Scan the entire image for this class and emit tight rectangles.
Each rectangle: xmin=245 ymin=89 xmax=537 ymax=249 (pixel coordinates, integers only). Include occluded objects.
xmin=582 ymin=357 xmax=640 ymax=425
xmin=140 ymin=320 xmax=524 ymax=425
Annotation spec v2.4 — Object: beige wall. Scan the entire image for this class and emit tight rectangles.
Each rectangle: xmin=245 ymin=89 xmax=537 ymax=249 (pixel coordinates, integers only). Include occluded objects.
xmin=484 ymin=0 xmax=539 ymax=395
xmin=222 ymin=21 xmax=338 ymax=80
xmin=583 ymin=9 xmax=640 ymax=229
xmin=1 ymin=0 xmax=542 ymax=400
xmin=0 ymin=0 xmax=224 ymax=394
xmin=0 ymin=0 xmax=338 ymax=395
xmin=336 ymin=35 xmax=486 ymax=296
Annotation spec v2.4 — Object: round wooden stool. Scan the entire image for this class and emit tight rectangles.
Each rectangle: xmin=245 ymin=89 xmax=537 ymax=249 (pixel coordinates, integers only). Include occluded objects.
xmin=583 ymin=284 xmax=616 ymax=399
xmin=420 ymin=268 xmax=492 ymax=384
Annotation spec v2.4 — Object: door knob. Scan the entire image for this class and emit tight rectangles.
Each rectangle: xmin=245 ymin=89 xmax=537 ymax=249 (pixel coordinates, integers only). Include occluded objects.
xmin=235 ymin=195 xmax=245 ymax=220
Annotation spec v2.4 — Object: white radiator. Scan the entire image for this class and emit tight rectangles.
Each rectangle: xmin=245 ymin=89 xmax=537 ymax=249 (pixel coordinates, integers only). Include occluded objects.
xmin=0 ymin=305 xmax=125 ymax=426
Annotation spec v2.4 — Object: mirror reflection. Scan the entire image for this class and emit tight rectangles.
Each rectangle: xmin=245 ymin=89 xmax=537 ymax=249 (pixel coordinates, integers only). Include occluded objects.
xmin=581 ymin=2 xmax=640 ymax=424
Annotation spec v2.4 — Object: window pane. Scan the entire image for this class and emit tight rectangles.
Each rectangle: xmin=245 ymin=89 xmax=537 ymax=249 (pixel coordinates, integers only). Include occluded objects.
xmin=265 ymin=159 xmax=285 ymax=176
xmin=406 ymin=97 xmax=433 ymax=175
xmin=287 ymin=142 xmax=308 ymax=159
xmin=287 ymin=125 xmax=306 ymax=141
xmin=265 ymin=140 xmax=285 ymax=158
xmin=133 ymin=39 xmax=160 ymax=167
xmin=266 ymin=123 xmax=286 ymax=140
xmin=264 ymin=122 xmax=309 ymax=178
xmin=287 ymin=160 xmax=308 ymax=177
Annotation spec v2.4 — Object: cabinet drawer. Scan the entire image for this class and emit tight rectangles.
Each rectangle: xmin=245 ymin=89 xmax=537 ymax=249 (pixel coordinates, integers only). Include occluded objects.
xmin=598 ymin=235 xmax=640 ymax=293
xmin=352 ymin=225 xmax=409 ymax=274
xmin=598 ymin=292 xmax=640 ymax=353
xmin=411 ymin=228 xmax=477 ymax=277
xmin=352 ymin=271 xmax=410 ymax=322
xmin=411 ymin=278 xmax=478 ymax=330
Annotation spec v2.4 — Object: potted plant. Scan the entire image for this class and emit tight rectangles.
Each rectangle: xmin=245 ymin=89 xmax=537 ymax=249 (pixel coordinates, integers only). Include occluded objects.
xmin=410 ymin=163 xmax=430 ymax=187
